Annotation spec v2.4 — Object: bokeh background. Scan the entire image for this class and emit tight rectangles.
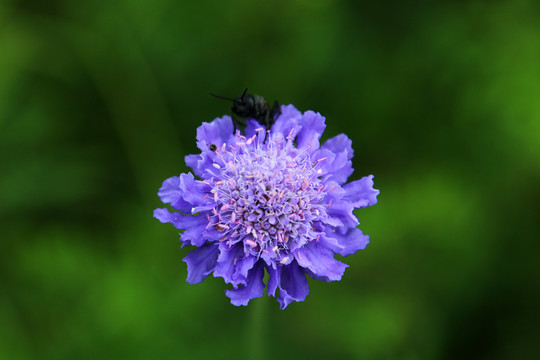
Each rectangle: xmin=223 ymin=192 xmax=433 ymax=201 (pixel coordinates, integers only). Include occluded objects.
xmin=1 ymin=0 xmax=540 ymax=359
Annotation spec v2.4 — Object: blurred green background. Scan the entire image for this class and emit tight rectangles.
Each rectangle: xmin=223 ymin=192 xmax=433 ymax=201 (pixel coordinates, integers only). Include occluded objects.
xmin=1 ymin=0 xmax=539 ymax=359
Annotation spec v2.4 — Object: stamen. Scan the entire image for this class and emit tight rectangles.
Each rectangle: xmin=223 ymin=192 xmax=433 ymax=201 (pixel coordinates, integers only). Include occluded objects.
xmin=245 ymin=239 xmax=258 ymax=248
xmin=216 ymin=224 xmax=230 ymax=231
xmin=286 ymin=127 xmax=295 ymax=140
xmin=246 ymin=135 xmax=256 ymax=145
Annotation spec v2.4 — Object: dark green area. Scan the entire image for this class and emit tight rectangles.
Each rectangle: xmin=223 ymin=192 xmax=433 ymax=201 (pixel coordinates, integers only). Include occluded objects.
xmin=1 ymin=0 xmax=539 ymax=359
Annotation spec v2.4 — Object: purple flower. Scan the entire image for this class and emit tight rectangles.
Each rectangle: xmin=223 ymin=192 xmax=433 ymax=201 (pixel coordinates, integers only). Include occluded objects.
xmin=154 ymin=105 xmax=379 ymax=309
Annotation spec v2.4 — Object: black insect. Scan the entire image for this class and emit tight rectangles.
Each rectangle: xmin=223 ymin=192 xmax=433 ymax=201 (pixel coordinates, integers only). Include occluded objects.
xmin=210 ymin=88 xmax=281 ymax=131
xmin=209 ymin=144 xmax=217 ymax=152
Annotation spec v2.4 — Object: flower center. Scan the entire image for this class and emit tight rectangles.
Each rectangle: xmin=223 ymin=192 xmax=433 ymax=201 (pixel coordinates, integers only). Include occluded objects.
xmin=207 ymin=130 xmax=331 ymax=265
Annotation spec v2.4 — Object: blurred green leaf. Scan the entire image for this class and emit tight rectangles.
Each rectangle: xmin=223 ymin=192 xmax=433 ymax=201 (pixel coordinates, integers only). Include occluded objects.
xmin=1 ymin=0 xmax=539 ymax=359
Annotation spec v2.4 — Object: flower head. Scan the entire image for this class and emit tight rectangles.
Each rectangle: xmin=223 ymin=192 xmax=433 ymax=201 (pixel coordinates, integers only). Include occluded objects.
xmin=154 ymin=105 xmax=379 ymax=309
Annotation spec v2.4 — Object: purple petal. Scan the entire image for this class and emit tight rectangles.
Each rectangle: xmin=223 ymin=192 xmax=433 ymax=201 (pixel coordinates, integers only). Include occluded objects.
xmin=183 ymin=243 xmax=219 ymax=284
xmin=244 ymin=118 xmax=264 ymax=137
xmin=326 ymin=227 xmax=370 ymax=256
xmin=153 ymin=208 xmax=185 ymax=229
xmin=225 ymin=262 xmax=265 ymax=306
xmin=343 ymin=175 xmax=379 ymax=208
xmin=296 ymin=110 xmax=326 ymax=152
xmin=326 ymin=199 xmax=359 ymax=228
xmin=278 ymin=104 xmax=302 ymax=124
xmin=322 ymin=180 xmax=345 ymax=201
xmin=321 ymin=133 xmax=354 ymax=160
xmin=185 ymin=152 xmax=218 ymax=178
xmin=317 ymin=134 xmax=355 ymax=185
xmin=324 ymin=151 xmax=353 ymax=185
xmin=196 ymin=115 xmax=234 ymax=151
xmin=277 ymin=261 xmax=309 ymax=309
xmin=157 ymin=176 xmax=180 ymax=204
xmin=303 ymin=268 xmax=333 ymax=282
xmin=157 ymin=173 xmax=214 ymax=214
xmin=310 ymin=233 xmax=343 ymax=254
xmin=312 ymin=146 xmax=353 ymax=185
xmin=185 ymin=154 xmax=200 ymax=172
xmin=157 ymin=177 xmax=190 ymax=213
xmin=294 ymin=241 xmax=348 ymax=282
xmin=178 ymin=172 xmax=213 ymax=209
xmin=213 ymin=243 xmax=245 ymax=285
xmin=154 ymin=209 xmax=213 ymax=246
xmin=271 ymin=104 xmax=302 ymax=140
xmin=179 ymin=215 xmax=211 ymax=246
xmin=317 ymin=215 xmax=342 ymax=228
xmin=184 ymin=154 xmax=208 ymax=178
xmin=266 ymin=265 xmax=281 ymax=297
xmin=233 ymin=255 xmax=258 ymax=284
xmin=310 ymin=148 xmax=336 ymax=178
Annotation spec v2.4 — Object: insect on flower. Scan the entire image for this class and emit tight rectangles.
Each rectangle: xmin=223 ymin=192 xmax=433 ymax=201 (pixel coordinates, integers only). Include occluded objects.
xmin=154 ymin=100 xmax=380 ymax=309
xmin=210 ymin=88 xmax=281 ymax=131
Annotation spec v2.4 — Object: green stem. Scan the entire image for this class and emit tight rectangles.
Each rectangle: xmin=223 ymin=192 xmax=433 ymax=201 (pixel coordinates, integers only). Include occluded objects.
xmin=247 ymin=297 xmax=267 ymax=360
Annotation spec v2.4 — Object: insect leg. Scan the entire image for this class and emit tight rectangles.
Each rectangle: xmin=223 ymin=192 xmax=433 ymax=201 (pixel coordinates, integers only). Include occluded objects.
xmin=230 ymin=107 xmax=246 ymax=132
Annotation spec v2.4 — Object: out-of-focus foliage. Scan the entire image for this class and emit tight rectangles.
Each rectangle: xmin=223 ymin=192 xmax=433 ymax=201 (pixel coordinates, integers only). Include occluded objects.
xmin=1 ymin=0 xmax=539 ymax=359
